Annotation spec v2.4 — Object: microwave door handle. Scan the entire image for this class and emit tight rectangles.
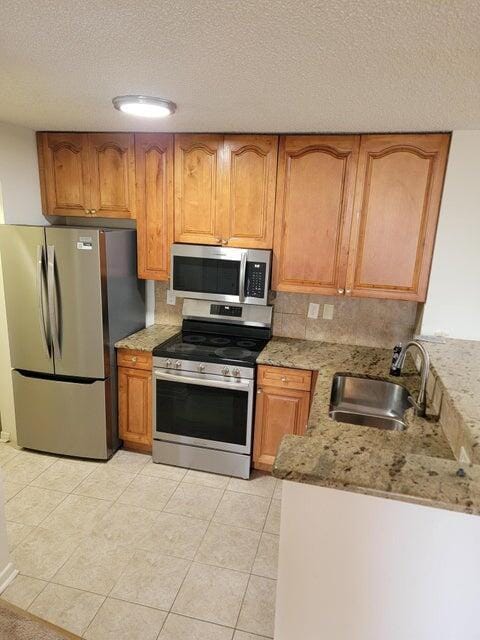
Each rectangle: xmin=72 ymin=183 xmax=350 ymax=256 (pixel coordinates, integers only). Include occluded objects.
xmin=36 ymin=245 xmax=51 ymax=358
xmin=154 ymin=369 xmax=251 ymax=392
xmin=238 ymin=251 xmax=247 ymax=303
xmin=47 ymin=245 xmax=61 ymax=357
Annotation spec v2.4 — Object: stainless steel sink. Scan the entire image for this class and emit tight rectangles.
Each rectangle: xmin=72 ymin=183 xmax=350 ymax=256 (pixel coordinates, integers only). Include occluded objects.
xmin=329 ymin=374 xmax=412 ymax=431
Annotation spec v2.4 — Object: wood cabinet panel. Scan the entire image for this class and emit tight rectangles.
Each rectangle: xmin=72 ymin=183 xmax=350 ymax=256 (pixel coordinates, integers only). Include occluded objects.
xmin=135 ymin=133 xmax=174 ymax=280
xmin=118 ymin=366 xmax=152 ymax=449
xmin=174 ymin=134 xmax=223 ymax=244
xmin=253 ymin=384 xmax=310 ymax=472
xmin=117 ymin=349 xmax=152 ymax=371
xmin=37 ymin=132 xmax=90 ymax=216
xmin=273 ymin=135 xmax=360 ymax=294
xmin=88 ymin=133 xmax=136 ymax=218
xmin=222 ymin=135 xmax=278 ymax=248
xmin=346 ymin=134 xmax=449 ymax=301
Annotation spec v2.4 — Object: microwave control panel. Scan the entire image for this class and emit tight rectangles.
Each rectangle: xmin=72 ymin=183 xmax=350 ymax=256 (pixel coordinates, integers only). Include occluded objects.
xmin=245 ymin=262 xmax=267 ymax=298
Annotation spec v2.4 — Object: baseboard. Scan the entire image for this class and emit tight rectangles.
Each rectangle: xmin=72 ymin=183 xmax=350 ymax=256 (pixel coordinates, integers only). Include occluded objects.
xmin=0 ymin=562 xmax=18 ymax=594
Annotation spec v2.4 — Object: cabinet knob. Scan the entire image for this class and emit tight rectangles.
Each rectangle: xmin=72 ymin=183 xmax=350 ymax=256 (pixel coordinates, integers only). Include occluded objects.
xmin=215 ymin=238 xmax=222 ymax=245
xmin=345 ymin=289 xmax=351 ymax=294
xmin=337 ymin=288 xmax=344 ymax=294
xmin=281 ymin=376 xmax=287 ymax=382
xmin=85 ymin=209 xmax=90 ymax=215
xmin=131 ymin=356 xmax=137 ymax=363
xmin=90 ymin=209 xmax=97 ymax=216
xmin=221 ymin=239 xmax=228 ymax=245
xmin=257 ymin=389 xmax=262 ymax=394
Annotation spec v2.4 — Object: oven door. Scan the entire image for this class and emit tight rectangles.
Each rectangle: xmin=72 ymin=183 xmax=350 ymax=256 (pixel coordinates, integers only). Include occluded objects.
xmin=170 ymin=244 xmax=271 ymax=306
xmin=153 ymin=368 xmax=254 ymax=454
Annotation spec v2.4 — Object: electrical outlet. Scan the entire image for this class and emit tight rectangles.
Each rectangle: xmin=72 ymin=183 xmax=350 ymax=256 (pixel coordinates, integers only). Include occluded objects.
xmin=323 ymin=304 xmax=334 ymax=320
xmin=166 ymin=290 xmax=176 ymax=306
xmin=459 ymin=447 xmax=471 ymax=464
xmin=307 ymin=303 xmax=319 ymax=319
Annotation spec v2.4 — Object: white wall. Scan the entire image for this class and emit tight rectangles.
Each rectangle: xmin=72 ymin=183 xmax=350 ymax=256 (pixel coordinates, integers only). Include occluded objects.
xmin=276 ymin=481 xmax=480 ymax=640
xmin=0 ymin=121 xmax=45 ymax=443
xmin=421 ymin=131 xmax=480 ymax=340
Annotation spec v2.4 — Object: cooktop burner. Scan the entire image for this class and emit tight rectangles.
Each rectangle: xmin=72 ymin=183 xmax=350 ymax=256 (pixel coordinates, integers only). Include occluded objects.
xmin=210 ymin=337 xmax=231 ymax=345
xmin=183 ymin=335 xmax=207 ymax=344
xmin=153 ymin=325 xmax=270 ymax=368
xmin=214 ymin=347 xmax=252 ymax=359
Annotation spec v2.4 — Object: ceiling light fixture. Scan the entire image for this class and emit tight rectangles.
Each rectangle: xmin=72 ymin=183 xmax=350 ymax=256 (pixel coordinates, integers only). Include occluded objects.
xmin=112 ymin=95 xmax=176 ymax=118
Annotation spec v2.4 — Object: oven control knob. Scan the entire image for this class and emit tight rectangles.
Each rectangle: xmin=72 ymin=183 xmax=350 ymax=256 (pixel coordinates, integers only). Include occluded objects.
xmin=198 ymin=363 xmax=205 ymax=373
xmin=222 ymin=366 xmax=230 ymax=376
xmin=175 ymin=360 xmax=181 ymax=369
xmin=166 ymin=359 xmax=172 ymax=368
xmin=232 ymin=368 xmax=240 ymax=378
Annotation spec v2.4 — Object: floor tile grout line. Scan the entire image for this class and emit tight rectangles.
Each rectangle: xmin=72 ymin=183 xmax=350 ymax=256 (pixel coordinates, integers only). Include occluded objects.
xmin=154 ymin=610 xmax=239 ymax=639
xmin=166 ymin=481 xmax=229 ymax=619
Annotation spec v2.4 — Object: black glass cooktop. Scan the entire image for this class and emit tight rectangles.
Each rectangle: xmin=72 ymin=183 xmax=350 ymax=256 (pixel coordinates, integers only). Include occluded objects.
xmin=153 ymin=322 xmax=271 ymax=368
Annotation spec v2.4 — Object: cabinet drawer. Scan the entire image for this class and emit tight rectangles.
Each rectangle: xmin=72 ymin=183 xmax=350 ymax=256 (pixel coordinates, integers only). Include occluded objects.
xmin=257 ymin=365 xmax=312 ymax=391
xmin=117 ymin=349 xmax=152 ymax=370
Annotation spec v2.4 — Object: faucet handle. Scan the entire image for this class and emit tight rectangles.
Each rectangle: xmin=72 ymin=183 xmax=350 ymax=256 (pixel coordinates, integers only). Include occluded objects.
xmin=390 ymin=343 xmax=403 ymax=376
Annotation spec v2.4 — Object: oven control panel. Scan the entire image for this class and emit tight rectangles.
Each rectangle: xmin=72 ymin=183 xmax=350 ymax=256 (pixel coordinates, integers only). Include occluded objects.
xmin=210 ymin=304 xmax=242 ymax=317
xmin=245 ymin=262 xmax=267 ymax=298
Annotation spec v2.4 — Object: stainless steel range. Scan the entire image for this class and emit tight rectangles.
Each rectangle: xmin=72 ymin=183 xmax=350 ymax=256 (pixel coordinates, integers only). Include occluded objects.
xmin=152 ymin=299 xmax=272 ymax=478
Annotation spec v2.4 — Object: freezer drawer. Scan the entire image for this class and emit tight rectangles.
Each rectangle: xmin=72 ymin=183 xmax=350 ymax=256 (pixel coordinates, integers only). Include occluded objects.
xmin=13 ymin=371 xmax=110 ymax=459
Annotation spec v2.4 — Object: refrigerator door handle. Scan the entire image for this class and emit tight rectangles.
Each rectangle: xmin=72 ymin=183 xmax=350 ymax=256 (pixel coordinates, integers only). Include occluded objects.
xmin=47 ymin=245 xmax=61 ymax=357
xmin=36 ymin=245 xmax=51 ymax=358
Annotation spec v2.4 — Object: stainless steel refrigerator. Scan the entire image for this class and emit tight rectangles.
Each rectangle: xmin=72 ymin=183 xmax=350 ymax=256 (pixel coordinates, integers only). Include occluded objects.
xmin=0 ymin=225 xmax=145 ymax=459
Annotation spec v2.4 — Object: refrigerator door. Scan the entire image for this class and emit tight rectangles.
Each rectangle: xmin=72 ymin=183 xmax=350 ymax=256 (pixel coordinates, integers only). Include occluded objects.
xmin=13 ymin=370 xmax=109 ymax=459
xmin=0 ymin=225 xmax=54 ymax=374
xmin=45 ymin=227 xmax=106 ymax=378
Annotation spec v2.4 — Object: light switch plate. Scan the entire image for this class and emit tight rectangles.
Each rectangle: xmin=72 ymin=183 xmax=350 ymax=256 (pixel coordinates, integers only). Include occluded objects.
xmin=307 ymin=302 xmax=320 ymax=319
xmin=323 ymin=304 xmax=334 ymax=320
xmin=166 ymin=290 xmax=176 ymax=306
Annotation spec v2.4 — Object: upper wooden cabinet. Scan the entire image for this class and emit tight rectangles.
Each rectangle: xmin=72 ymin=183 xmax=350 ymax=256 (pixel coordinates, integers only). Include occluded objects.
xmin=88 ymin=133 xmax=136 ymax=218
xmin=135 ymin=133 xmax=174 ymax=280
xmin=37 ymin=132 xmax=136 ymax=218
xmin=345 ymin=134 xmax=450 ymax=301
xmin=174 ymin=134 xmax=224 ymax=245
xmin=174 ymin=134 xmax=278 ymax=248
xmin=37 ymin=132 xmax=90 ymax=216
xmin=273 ymin=135 xmax=360 ymax=294
xmin=222 ymin=135 xmax=278 ymax=248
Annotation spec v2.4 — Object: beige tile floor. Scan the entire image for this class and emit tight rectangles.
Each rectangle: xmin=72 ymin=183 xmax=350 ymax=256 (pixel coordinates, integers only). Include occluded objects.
xmin=0 ymin=443 xmax=280 ymax=639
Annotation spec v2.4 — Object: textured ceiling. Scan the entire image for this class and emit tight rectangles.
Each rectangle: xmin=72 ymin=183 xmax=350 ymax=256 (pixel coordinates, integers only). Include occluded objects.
xmin=1 ymin=0 xmax=479 ymax=132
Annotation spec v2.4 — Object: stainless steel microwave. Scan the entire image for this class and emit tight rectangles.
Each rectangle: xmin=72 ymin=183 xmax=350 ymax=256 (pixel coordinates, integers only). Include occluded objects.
xmin=170 ymin=244 xmax=272 ymax=306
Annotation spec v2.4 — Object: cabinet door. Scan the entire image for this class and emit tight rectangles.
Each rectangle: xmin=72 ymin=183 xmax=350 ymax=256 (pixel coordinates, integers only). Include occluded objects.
xmin=135 ymin=133 xmax=174 ymax=280
xmin=273 ymin=135 xmax=360 ymax=294
xmin=37 ymin=132 xmax=90 ymax=216
xmin=118 ymin=366 xmax=152 ymax=449
xmin=346 ymin=134 xmax=450 ymax=301
xmin=253 ymin=385 xmax=310 ymax=472
xmin=222 ymin=135 xmax=278 ymax=248
xmin=174 ymin=134 xmax=224 ymax=244
xmin=88 ymin=133 xmax=136 ymax=218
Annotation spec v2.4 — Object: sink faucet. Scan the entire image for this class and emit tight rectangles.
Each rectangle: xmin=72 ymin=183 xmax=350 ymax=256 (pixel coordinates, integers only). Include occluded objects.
xmin=390 ymin=340 xmax=430 ymax=417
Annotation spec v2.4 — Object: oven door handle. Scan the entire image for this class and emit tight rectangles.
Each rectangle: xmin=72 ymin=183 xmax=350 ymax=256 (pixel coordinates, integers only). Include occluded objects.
xmin=154 ymin=369 xmax=252 ymax=392
xmin=238 ymin=250 xmax=247 ymax=303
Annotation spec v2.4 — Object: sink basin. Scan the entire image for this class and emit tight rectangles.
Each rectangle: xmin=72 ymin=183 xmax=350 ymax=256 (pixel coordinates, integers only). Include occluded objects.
xmin=329 ymin=374 xmax=412 ymax=431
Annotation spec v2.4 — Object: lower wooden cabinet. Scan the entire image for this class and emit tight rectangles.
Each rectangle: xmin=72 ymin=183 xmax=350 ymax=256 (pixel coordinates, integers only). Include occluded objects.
xmin=253 ymin=365 xmax=313 ymax=472
xmin=117 ymin=349 xmax=152 ymax=452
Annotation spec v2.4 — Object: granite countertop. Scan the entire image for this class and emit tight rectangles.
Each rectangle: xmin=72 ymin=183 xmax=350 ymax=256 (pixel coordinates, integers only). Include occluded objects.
xmin=427 ymin=339 xmax=480 ymax=460
xmin=259 ymin=337 xmax=480 ymax=516
xmin=115 ymin=324 xmax=179 ymax=351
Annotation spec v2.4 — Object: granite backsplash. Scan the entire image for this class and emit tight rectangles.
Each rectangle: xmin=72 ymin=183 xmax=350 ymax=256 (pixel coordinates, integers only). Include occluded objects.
xmin=154 ymin=282 xmax=419 ymax=349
